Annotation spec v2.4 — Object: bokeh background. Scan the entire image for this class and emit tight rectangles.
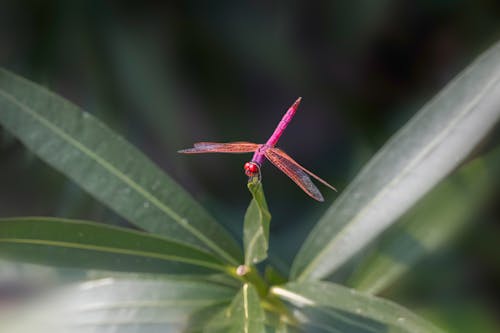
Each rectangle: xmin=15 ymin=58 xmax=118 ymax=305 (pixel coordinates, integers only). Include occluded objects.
xmin=0 ymin=1 xmax=499 ymax=331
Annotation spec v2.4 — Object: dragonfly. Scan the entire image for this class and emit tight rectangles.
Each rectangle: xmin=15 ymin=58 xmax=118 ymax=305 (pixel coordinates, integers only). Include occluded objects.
xmin=178 ymin=97 xmax=336 ymax=201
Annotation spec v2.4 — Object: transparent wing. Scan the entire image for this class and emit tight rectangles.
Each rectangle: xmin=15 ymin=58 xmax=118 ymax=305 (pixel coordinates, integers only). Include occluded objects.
xmin=178 ymin=142 xmax=260 ymax=154
xmin=264 ymin=149 xmax=324 ymax=202
xmin=268 ymin=148 xmax=336 ymax=191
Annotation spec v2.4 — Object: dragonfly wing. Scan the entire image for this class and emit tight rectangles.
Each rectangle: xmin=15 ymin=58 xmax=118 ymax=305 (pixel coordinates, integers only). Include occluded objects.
xmin=268 ymin=148 xmax=336 ymax=191
xmin=264 ymin=149 xmax=324 ymax=202
xmin=178 ymin=142 xmax=260 ymax=154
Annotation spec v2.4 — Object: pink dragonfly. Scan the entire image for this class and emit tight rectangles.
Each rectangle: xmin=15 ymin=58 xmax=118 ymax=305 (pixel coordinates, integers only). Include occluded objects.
xmin=179 ymin=97 xmax=336 ymax=201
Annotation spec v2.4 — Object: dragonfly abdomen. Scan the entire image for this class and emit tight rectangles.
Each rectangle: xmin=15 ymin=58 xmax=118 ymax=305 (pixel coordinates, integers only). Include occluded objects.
xmin=265 ymin=97 xmax=301 ymax=147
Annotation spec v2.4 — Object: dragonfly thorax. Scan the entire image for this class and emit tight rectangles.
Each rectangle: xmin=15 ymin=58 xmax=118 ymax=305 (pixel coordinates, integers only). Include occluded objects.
xmin=244 ymin=161 xmax=260 ymax=177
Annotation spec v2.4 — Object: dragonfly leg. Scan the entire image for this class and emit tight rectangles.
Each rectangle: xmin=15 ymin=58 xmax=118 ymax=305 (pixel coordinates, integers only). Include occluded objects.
xmin=248 ymin=171 xmax=261 ymax=184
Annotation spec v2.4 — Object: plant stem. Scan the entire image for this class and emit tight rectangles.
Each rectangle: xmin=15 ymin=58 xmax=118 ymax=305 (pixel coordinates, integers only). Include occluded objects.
xmin=244 ymin=265 xmax=269 ymax=297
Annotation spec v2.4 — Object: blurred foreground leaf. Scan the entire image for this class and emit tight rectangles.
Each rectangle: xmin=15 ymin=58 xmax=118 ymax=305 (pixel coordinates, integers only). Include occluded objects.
xmin=272 ymin=281 xmax=443 ymax=332
xmin=244 ymin=179 xmax=271 ymax=265
xmin=0 ymin=217 xmax=227 ymax=274
xmin=348 ymin=147 xmax=500 ymax=294
xmin=292 ymin=40 xmax=500 ymax=281
xmin=0 ymin=68 xmax=242 ymax=265
xmin=0 ymin=277 xmax=236 ymax=333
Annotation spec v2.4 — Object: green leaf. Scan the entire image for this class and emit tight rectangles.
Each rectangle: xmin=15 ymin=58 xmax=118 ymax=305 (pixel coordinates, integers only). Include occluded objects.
xmin=206 ymin=283 xmax=266 ymax=333
xmin=291 ymin=40 xmax=500 ymax=281
xmin=348 ymin=147 xmax=500 ymax=294
xmin=0 ymin=277 xmax=236 ymax=333
xmin=0 ymin=217 xmax=229 ymax=274
xmin=0 ymin=68 xmax=242 ymax=265
xmin=271 ymin=281 xmax=443 ymax=333
xmin=186 ymin=303 xmax=232 ymax=332
xmin=420 ymin=303 xmax=500 ymax=333
xmin=244 ymin=179 xmax=271 ymax=265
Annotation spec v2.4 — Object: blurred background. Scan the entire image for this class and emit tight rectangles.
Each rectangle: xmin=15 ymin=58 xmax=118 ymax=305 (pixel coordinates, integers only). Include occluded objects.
xmin=0 ymin=0 xmax=499 ymax=331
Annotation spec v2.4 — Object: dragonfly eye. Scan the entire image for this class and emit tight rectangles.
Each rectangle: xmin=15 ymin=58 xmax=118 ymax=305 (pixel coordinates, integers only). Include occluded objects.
xmin=244 ymin=162 xmax=259 ymax=176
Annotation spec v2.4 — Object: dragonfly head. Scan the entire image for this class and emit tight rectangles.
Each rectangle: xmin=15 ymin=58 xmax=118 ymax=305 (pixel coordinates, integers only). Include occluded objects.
xmin=244 ymin=161 xmax=260 ymax=177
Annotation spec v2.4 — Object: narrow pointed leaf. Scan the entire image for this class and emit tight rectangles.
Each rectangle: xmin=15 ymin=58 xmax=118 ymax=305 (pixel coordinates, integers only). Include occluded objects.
xmin=348 ymin=148 xmax=500 ymax=294
xmin=244 ymin=179 xmax=271 ymax=265
xmin=292 ymin=40 xmax=500 ymax=281
xmin=0 ymin=68 xmax=242 ymax=264
xmin=206 ymin=283 xmax=266 ymax=333
xmin=0 ymin=277 xmax=236 ymax=333
xmin=272 ymin=281 xmax=443 ymax=333
xmin=0 ymin=217 xmax=228 ymax=274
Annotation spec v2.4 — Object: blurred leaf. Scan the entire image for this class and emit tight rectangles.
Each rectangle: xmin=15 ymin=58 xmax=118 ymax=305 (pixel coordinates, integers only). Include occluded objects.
xmin=184 ymin=303 xmax=230 ymax=332
xmin=0 ymin=68 xmax=242 ymax=265
xmin=244 ymin=179 xmax=271 ymax=265
xmin=0 ymin=259 xmax=61 ymax=283
xmin=105 ymin=25 xmax=184 ymax=148
xmin=272 ymin=281 xmax=443 ymax=333
xmin=84 ymin=270 xmax=243 ymax=291
xmin=348 ymin=147 xmax=500 ymax=294
xmin=0 ymin=277 xmax=236 ymax=333
xmin=0 ymin=217 xmax=228 ymax=274
xmin=291 ymin=40 xmax=500 ymax=281
xmin=206 ymin=283 xmax=266 ymax=333
xmin=0 ymin=259 xmax=76 ymax=301
xmin=420 ymin=302 xmax=500 ymax=333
